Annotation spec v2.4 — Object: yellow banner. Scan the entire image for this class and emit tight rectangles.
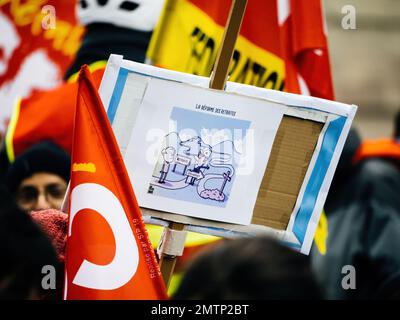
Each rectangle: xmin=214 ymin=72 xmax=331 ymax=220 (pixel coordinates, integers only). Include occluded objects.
xmin=148 ymin=0 xmax=285 ymax=90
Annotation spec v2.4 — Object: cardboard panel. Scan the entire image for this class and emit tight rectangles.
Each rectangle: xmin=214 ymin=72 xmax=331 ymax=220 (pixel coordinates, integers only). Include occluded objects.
xmin=252 ymin=116 xmax=323 ymax=229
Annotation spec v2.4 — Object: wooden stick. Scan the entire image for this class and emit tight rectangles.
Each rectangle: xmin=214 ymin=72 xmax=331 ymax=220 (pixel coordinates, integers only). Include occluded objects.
xmin=159 ymin=0 xmax=248 ymax=289
xmin=159 ymin=222 xmax=185 ymax=289
xmin=210 ymin=0 xmax=248 ymax=90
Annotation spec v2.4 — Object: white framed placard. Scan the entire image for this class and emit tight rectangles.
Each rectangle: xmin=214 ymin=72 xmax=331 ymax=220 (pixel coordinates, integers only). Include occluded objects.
xmin=99 ymin=54 xmax=357 ymax=254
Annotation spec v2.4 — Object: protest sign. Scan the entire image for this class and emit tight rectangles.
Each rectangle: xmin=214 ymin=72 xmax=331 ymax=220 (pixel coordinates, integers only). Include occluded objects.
xmin=99 ymin=54 xmax=357 ymax=255
xmin=96 ymin=4 xmax=356 ymax=293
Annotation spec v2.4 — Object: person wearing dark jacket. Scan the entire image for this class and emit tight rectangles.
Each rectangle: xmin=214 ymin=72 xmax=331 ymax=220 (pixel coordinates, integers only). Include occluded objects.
xmin=0 ymin=1 xmax=218 ymax=296
xmin=174 ymin=236 xmax=322 ymax=300
xmin=0 ymin=185 xmax=61 ymax=299
xmin=311 ymin=120 xmax=400 ymax=299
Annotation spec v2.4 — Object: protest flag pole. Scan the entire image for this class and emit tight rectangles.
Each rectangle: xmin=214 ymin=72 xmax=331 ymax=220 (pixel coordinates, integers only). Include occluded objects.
xmin=158 ymin=222 xmax=186 ymax=289
xmin=158 ymin=0 xmax=248 ymax=289
xmin=209 ymin=0 xmax=248 ymax=90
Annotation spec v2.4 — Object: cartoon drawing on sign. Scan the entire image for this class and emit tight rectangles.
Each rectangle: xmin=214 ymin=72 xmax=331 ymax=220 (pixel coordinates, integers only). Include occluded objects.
xmin=158 ymin=147 xmax=175 ymax=184
xmin=187 ymin=145 xmax=211 ymax=186
xmin=148 ymin=107 xmax=251 ymax=208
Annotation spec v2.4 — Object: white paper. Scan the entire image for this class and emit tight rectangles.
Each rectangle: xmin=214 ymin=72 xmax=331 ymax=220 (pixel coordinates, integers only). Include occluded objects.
xmin=124 ymin=78 xmax=284 ymax=225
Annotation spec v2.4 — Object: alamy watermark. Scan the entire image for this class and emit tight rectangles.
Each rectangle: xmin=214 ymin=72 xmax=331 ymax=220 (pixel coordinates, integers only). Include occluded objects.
xmin=41 ymin=265 xmax=56 ymax=290
xmin=341 ymin=265 xmax=356 ymax=290
xmin=41 ymin=5 xmax=56 ymax=30
xmin=144 ymin=123 xmax=256 ymax=176
xmin=341 ymin=5 xmax=357 ymax=30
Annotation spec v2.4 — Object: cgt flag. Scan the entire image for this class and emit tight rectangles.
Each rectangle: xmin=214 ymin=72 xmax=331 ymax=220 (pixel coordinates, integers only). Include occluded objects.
xmin=147 ymin=0 xmax=333 ymax=100
xmin=64 ymin=65 xmax=167 ymax=300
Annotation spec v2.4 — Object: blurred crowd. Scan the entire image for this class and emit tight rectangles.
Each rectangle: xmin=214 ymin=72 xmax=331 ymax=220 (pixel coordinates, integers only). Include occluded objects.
xmin=0 ymin=0 xmax=399 ymax=300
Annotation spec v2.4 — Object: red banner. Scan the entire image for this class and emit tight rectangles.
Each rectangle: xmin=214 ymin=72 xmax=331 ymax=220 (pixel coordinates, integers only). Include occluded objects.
xmin=0 ymin=0 xmax=83 ymax=133
xmin=64 ymin=66 xmax=167 ymax=300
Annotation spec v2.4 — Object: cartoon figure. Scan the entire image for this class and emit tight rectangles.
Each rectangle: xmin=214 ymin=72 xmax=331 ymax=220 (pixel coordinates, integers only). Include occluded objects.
xmin=158 ymin=147 xmax=175 ymax=184
xmin=219 ymin=170 xmax=232 ymax=195
xmin=189 ymin=146 xmax=211 ymax=186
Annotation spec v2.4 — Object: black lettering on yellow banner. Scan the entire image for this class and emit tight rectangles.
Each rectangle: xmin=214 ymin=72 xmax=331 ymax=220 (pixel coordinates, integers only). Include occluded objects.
xmin=148 ymin=0 xmax=285 ymax=91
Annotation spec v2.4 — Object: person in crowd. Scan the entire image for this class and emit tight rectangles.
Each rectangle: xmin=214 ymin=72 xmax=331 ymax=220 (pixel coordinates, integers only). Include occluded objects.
xmin=311 ymin=115 xmax=400 ymax=299
xmin=173 ymin=236 xmax=322 ymax=300
xmin=31 ymin=209 xmax=68 ymax=263
xmin=30 ymin=209 xmax=68 ymax=299
xmin=0 ymin=185 xmax=61 ymax=299
xmin=4 ymin=141 xmax=70 ymax=213
xmin=0 ymin=0 xmax=218 ymax=296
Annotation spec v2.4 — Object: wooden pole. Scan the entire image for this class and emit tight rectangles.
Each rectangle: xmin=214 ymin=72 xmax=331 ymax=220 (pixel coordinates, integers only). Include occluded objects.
xmin=159 ymin=0 xmax=248 ymax=289
xmin=159 ymin=222 xmax=185 ymax=288
xmin=210 ymin=0 xmax=248 ymax=90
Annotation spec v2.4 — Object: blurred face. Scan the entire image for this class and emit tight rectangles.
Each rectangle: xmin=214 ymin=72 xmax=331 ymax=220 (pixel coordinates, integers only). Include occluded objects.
xmin=16 ymin=173 xmax=67 ymax=212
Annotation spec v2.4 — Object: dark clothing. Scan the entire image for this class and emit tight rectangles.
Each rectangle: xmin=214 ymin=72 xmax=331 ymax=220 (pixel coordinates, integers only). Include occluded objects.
xmin=0 ymin=186 xmax=60 ymax=299
xmin=65 ymin=23 xmax=152 ymax=79
xmin=311 ymin=129 xmax=400 ymax=299
xmin=192 ymin=164 xmax=209 ymax=173
xmin=0 ymin=141 xmax=9 ymax=182
xmin=189 ymin=164 xmax=209 ymax=185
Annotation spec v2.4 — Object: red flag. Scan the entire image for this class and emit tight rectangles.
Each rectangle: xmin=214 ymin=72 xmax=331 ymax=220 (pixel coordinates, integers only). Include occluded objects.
xmin=64 ymin=65 xmax=167 ymax=300
xmin=278 ymin=0 xmax=334 ymax=99
xmin=0 ymin=0 xmax=83 ymax=134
